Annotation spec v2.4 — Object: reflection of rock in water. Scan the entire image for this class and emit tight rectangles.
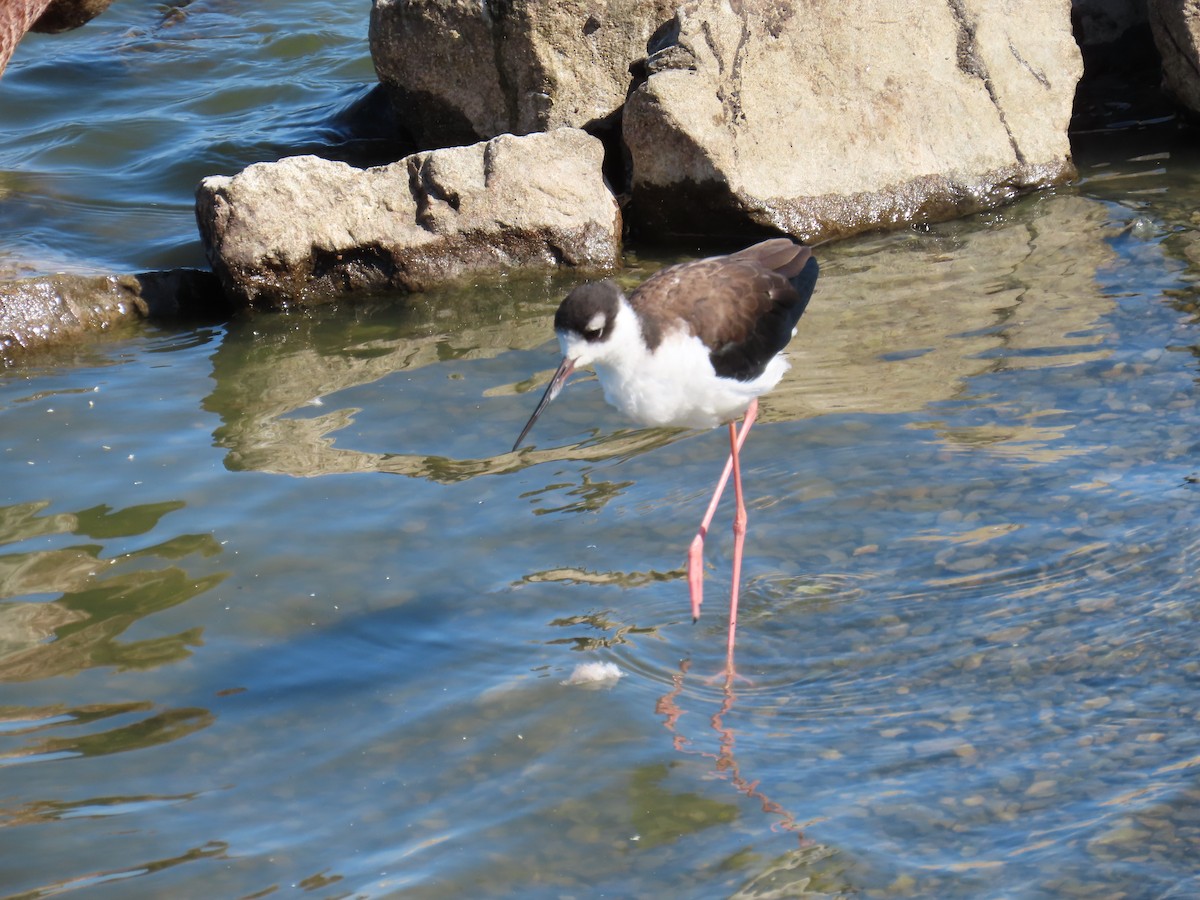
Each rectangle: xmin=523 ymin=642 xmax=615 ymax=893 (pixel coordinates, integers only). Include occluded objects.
xmin=208 ymin=194 xmax=1118 ymax=481
xmin=0 ymin=499 xmax=226 ymax=683
xmin=0 ymin=701 xmax=216 ymax=768
xmin=770 ymin=193 xmax=1116 ymax=423
xmin=0 ymin=495 xmax=222 ymax=764
xmin=206 ymin=280 xmax=547 ymax=479
xmin=0 ymin=602 xmax=87 ymax=658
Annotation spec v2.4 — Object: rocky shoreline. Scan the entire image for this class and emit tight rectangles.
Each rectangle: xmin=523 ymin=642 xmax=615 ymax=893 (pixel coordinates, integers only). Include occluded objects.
xmin=2 ymin=0 xmax=1198 ymax=359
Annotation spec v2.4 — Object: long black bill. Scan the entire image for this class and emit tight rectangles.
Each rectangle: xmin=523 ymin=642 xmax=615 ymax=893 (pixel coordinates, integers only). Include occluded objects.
xmin=512 ymin=357 xmax=576 ymax=451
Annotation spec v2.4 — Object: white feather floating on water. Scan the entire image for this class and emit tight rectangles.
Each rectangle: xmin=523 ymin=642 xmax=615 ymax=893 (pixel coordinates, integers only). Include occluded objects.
xmin=562 ymin=661 xmax=623 ymax=687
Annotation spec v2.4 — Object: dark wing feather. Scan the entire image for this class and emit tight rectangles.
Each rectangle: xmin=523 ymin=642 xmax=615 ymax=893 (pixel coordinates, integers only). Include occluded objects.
xmin=628 ymin=239 xmax=818 ymax=382
xmin=729 ymin=238 xmax=812 ymax=278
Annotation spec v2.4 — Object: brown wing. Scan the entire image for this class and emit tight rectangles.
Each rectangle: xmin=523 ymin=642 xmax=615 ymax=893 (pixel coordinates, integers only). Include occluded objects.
xmin=628 ymin=239 xmax=816 ymax=381
xmin=729 ymin=238 xmax=813 ymax=280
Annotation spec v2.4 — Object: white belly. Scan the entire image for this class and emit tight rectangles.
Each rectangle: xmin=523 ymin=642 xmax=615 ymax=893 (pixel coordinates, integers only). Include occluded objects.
xmin=593 ymin=331 xmax=788 ymax=430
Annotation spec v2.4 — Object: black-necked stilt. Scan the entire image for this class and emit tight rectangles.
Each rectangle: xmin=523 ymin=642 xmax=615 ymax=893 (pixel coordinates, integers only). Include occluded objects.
xmin=514 ymin=238 xmax=819 ymax=654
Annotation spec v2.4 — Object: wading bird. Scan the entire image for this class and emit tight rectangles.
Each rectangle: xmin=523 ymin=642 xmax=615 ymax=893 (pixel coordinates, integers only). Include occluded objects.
xmin=514 ymin=238 xmax=819 ymax=655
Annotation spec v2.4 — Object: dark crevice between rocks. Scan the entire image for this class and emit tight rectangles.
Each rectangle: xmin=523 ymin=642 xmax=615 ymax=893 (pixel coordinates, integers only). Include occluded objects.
xmin=135 ymin=269 xmax=233 ymax=321
xmin=567 ymin=18 xmax=694 ymax=242
xmin=628 ymin=179 xmax=781 ymax=250
xmin=575 ymin=105 xmax=631 ymax=238
xmin=1069 ymin=16 xmax=1183 ymax=158
xmin=317 ymin=84 xmax=416 ymax=168
xmin=378 ymin=83 xmax=482 ymax=155
xmin=612 ymin=14 xmax=701 ymax=247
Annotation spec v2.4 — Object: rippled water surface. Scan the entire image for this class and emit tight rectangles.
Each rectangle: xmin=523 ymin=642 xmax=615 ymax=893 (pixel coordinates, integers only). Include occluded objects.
xmin=4 ymin=3 xmax=1200 ymax=898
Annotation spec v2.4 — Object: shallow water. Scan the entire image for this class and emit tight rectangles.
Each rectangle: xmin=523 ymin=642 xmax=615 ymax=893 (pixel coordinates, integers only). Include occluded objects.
xmin=4 ymin=3 xmax=1200 ymax=898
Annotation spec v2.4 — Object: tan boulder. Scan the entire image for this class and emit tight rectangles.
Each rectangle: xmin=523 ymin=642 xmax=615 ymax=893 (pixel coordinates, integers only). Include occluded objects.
xmin=195 ymin=128 xmax=621 ymax=307
xmin=623 ymin=0 xmax=1083 ymax=241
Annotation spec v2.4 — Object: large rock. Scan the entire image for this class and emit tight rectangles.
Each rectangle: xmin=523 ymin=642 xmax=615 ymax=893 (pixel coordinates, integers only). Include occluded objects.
xmin=1149 ymin=0 xmax=1200 ymax=116
xmin=623 ymin=0 xmax=1083 ymax=241
xmin=195 ymin=128 xmax=621 ymax=308
xmin=370 ymin=0 xmax=675 ymax=148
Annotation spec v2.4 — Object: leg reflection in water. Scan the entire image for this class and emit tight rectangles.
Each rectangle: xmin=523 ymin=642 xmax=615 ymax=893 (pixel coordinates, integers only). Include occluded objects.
xmin=655 ymin=651 xmax=808 ymax=843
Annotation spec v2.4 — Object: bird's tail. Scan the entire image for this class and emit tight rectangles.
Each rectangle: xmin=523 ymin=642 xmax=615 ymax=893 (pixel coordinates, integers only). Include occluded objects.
xmin=787 ymin=254 xmax=820 ymax=325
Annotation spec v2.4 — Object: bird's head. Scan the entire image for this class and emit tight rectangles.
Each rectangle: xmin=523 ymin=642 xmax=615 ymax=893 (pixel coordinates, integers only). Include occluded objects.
xmin=512 ymin=280 xmax=625 ymax=451
xmin=553 ymin=280 xmax=623 ymax=369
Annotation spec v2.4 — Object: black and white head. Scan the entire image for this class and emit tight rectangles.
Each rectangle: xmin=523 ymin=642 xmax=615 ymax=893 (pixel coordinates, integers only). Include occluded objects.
xmin=512 ymin=280 xmax=629 ymax=451
xmin=552 ymin=280 xmax=627 ymax=366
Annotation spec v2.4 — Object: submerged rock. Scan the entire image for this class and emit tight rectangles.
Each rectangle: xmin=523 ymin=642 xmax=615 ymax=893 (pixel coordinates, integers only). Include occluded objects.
xmin=623 ymin=0 xmax=1083 ymax=241
xmin=196 ymin=128 xmax=621 ymax=308
xmin=562 ymin=661 xmax=623 ymax=687
xmin=0 ymin=269 xmax=225 ymax=361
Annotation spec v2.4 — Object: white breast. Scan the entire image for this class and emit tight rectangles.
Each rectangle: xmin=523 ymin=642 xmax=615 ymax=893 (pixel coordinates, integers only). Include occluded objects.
xmin=593 ymin=330 xmax=789 ymax=430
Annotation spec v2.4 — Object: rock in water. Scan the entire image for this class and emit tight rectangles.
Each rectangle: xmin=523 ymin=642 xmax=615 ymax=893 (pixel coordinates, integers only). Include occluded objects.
xmin=195 ymin=128 xmax=622 ymax=308
xmin=562 ymin=662 xmax=623 ymax=687
xmin=621 ymin=0 xmax=1083 ymax=241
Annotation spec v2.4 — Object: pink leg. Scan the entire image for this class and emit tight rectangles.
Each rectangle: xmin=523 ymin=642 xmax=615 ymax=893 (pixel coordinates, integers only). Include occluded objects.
xmin=726 ymin=399 xmax=756 ymax=658
xmin=687 ymin=398 xmax=759 ymax=623
xmin=687 ymin=446 xmax=733 ymax=622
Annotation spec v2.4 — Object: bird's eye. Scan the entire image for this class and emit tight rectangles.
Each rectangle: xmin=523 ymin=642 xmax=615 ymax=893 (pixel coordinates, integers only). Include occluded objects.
xmin=583 ymin=327 xmax=602 ymax=341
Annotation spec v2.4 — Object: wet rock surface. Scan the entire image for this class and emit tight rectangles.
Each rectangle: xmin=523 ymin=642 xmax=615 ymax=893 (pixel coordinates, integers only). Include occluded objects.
xmin=0 ymin=270 xmax=225 ymax=360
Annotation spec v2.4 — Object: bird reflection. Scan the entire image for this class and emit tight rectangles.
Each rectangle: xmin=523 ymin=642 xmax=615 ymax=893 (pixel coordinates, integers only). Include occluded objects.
xmin=655 ymin=653 xmax=806 ymax=843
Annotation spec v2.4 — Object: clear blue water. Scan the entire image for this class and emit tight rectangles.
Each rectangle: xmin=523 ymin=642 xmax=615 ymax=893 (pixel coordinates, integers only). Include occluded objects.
xmin=3 ymin=3 xmax=1200 ymax=898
